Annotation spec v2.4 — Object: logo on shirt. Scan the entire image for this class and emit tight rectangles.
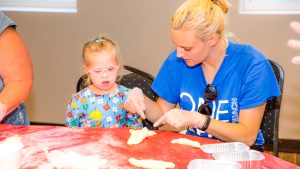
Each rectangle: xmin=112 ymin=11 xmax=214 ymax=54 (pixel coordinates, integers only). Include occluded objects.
xmin=180 ymin=92 xmax=239 ymax=137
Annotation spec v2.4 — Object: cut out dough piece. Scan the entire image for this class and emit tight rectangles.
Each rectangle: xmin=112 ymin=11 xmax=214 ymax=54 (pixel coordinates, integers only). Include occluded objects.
xmin=171 ymin=138 xmax=201 ymax=148
xmin=128 ymin=157 xmax=175 ymax=169
xmin=127 ymin=127 xmax=156 ymax=145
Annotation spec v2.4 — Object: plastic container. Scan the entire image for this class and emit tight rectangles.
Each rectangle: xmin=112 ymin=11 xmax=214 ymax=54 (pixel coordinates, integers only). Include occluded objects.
xmin=200 ymin=142 xmax=250 ymax=153
xmin=0 ymin=140 xmax=24 ymax=169
xmin=187 ymin=159 xmax=242 ymax=169
xmin=212 ymin=150 xmax=265 ymax=169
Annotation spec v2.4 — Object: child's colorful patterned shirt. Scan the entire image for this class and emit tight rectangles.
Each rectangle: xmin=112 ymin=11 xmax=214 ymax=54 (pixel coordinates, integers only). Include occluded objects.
xmin=66 ymin=85 xmax=143 ymax=128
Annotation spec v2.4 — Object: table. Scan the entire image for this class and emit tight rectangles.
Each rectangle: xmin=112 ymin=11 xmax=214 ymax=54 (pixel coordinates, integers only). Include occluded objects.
xmin=0 ymin=124 xmax=298 ymax=169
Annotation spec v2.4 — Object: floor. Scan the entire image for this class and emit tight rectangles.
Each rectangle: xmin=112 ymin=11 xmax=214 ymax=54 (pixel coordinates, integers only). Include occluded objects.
xmin=265 ymin=151 xmax=300 ymax=166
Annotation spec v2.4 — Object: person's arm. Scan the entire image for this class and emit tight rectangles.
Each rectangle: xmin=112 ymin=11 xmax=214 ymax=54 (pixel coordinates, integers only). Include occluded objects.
xmin=0 ymin=27 xmax=33 ymax=116
xmin=143 ymin=96 xmax=176 ymax=123
xmin=124 ymin=52 xmax=180 ymax=124
xmin=205 ymin=103 xmax=265 ymax=146
xmin=124 ymin=87 xmax=176 ymax=123
xmin=154 ymin=103 xmax=265 ymax=146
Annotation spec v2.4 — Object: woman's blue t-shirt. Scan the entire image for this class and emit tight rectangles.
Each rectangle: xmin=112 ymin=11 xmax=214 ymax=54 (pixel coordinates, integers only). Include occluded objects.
xmin=151 ymin=41 xmax=281 ymax=145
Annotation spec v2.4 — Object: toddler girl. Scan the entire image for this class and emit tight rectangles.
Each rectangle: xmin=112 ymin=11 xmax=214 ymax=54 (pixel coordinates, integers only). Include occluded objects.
xmin=66 ymin=35 xmax=143 ymax=128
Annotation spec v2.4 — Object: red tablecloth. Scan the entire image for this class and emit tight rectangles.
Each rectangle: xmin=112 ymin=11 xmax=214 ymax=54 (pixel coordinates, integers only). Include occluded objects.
xmin=0 ymin=124 xmax=298 ymax=169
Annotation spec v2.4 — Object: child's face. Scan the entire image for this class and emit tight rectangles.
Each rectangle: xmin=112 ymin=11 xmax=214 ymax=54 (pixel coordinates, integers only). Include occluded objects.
xmin=85 ymin=51 xmax=119 ymax=92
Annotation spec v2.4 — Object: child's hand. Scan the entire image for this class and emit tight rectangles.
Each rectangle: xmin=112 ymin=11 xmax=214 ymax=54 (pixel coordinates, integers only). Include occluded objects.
xmin=0 ymin=102 xmax=6 ymax=122
xmin=125 ymin=87 xmax=146 ymax=119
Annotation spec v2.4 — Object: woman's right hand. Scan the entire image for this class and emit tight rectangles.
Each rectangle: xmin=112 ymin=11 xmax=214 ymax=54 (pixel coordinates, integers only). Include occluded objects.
xmin=153 ymin=108 xmax=206 ymax=129
xmin=124 ymin=87 xmax=146 ymax=119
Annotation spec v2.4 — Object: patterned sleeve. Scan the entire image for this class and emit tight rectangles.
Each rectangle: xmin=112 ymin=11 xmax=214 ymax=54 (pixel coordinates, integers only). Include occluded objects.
xmin=120 ymin=86 xmax=143 ymax=128
xmin=126 ymin=114 xmax=143 ymax=128
xmin=65 ymin=94 xmax=80 ymax=127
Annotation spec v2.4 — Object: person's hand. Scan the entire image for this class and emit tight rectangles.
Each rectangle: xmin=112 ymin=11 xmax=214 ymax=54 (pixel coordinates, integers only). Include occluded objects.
xmin=124 ymin=87 xmax=146 ymax=119
xmin=153 ymin=108 xmax=205 ymax=129
xmin=0 ymin=102 xmax=6 ymax=122
xmin=287 ymin=21 xmax=300 ymax=64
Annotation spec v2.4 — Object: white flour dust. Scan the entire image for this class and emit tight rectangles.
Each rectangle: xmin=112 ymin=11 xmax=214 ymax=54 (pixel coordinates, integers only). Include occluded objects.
xmin=17 ymin=127 xmax=131 ymax=168
xmin=38 ymin=150 xmax=107 ymax=169
xmin=97 ymin=132 xmax=124 ymax=147
xmin=37 ymin=133 xmax=127 ymax=169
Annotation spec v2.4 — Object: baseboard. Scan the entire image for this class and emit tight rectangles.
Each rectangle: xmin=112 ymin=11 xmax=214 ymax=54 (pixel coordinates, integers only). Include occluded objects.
xmin=30 ymin=121 xmax=64 ymax=126
xmin=264 ymin=139 xmax=300 ymax=153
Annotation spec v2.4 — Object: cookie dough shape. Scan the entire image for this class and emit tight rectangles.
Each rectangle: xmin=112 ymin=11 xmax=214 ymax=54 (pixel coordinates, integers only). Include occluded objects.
xmin=127 ymin=127 xmax=156 ymax=145
xmin=171 ymin=138 xmax=201 ymax=148
xmin=128 ymin=157 xmax=175 ymax=169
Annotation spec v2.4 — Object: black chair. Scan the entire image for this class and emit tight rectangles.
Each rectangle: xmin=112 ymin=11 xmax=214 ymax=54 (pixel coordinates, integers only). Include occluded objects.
xmin=76 ymin=65 xmax=158 ymax=130
xmin=260 ymin=59 xmax=284 ymax=157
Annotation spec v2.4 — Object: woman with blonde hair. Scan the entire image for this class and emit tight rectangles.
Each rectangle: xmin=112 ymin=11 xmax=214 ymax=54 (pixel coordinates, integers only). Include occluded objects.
xmin=125 ymin=0 xmax=280 ymax=151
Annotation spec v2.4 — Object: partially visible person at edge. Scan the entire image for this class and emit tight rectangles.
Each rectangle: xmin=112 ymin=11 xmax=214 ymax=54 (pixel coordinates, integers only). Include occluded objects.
xmin=0 ymin=11 xmax=33 ymax=125
xmin=65 ymin=35 xmax=143 ymax=128
xmin=125 ymin=0 xmax=280 ymax=152
xmin=288 ymin=20 xmax=300 ymax=64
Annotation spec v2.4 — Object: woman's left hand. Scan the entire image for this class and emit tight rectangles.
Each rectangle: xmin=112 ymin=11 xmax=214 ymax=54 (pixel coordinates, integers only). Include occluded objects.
xmin=153 ymin=108 xmax=205 ymax=129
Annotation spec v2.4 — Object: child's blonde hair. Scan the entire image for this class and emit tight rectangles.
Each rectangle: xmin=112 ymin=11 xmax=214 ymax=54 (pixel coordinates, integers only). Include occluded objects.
xmin=82 ymin=35 xmax=123 ymax=85
xmin=171 ymin=0 xmax=230 ymax=41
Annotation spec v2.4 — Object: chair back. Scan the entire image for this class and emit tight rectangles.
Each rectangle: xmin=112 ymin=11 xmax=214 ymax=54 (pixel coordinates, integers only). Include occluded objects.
xmin=76 ymin=65 xmax=158 ymax=130
xmin=118 ymin=65 xmax=158 ymax=102
xmin=260 ymin=59 xmax=284 ymax=156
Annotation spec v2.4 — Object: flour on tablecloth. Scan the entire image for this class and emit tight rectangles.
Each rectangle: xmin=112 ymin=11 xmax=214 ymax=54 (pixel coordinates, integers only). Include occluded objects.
xmin=17 ymin=127 xmax=131 ymax=168
xmin=98 ymin=132 xmax=124 ymax=147
xmin=38 ymin=150 xmax=107 ymax=169
xmin=37 ymin=133 xmax=128 ymax=169
xmin=21 ymin=128 xmax=86 ymax=168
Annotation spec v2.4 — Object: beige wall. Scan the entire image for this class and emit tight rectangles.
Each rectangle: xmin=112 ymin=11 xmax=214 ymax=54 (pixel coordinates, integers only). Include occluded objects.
xmin=5 ymin=0 xmax=300 ymax=139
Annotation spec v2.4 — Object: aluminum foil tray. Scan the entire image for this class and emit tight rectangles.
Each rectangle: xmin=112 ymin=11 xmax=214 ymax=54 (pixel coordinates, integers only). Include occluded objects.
xmin=187 ymin=159 xmax=242 ymax=169
xmin=200 ymin=142 xmax=250 ymax=153
xmin=212 ymin=150 xmax=265 ymax=169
